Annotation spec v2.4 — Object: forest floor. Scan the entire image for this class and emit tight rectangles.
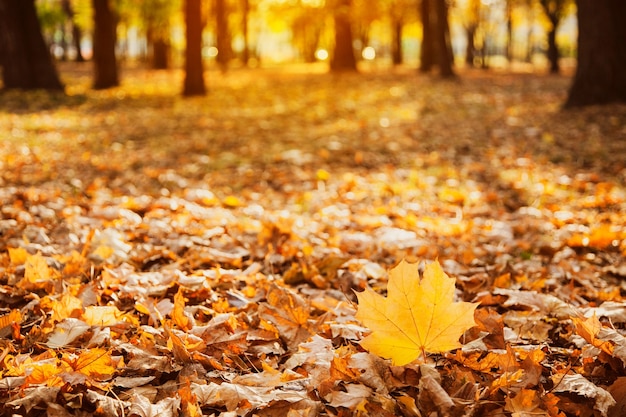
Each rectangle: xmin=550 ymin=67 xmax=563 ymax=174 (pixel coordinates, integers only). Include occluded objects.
xmin=1 ymin=63 xmax=626 ymax=417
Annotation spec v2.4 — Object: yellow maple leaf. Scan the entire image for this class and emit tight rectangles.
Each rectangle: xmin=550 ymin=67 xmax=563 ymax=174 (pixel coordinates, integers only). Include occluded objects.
xmin=83 ymin=305 xmax=139 ymax=328
xmin=8 ymin=247 xmax=29 ymax=265
xmin=355 ymin=260 xmax=478 ymax=365
xmin=572 ymin=313 xmax=614 ymax=356
xmin=65 ymin=347 xmax=116 ymax=378
xmin=24 ymin=361 xmax=67 ymax=387
xmin=23 ymin=252 xmax=53 ymax=283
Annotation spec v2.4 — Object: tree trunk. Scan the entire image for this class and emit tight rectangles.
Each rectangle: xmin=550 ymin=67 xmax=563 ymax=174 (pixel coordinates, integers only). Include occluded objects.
xmin=241 ymin=0 xmax=250 ymax=66
xmin=144 ymin=7 xmax=170 ymax=70
xmin=465 ymin=24 xmax=476 ymax=67
xmin=152 ymin=38 xmax=170 ymax=69
xmin=330 ymin=0 xmax=357 ymax=72
xmin=420 ymin=0 xmax=434 ymax=72
xmin=61 ymin=0 xmax=85 ymax=62
xmin=546 ymin=21 xmax=559 ymax=73
xmin=391 ymin=18 xmax=403 ymax=66
xmin=59 ymin=23 xmax=68 ymax=61
xmin=434 ymin=0 xmax=454 ymax=77
xmin=539 ymin=0 xmax=563 ymax=73
xmin=72 ymin=25 xmax=85 ymax=62
xmin=183 ymin=0 xmax=206 ymax=96
xmin=420 ymin=0 xmax=454 ymax=76
xmin=0 ymin=0 xmax=64 ymax=90
xmin=565 ymin=0 xmax=626 ymax=107
xmin=92 ymin=0 xmax=119 ymax=89
xmin=215 ymin=0 xmax=231 ymax=70
xmin=506 ymin=0 xmax=513 ymax=63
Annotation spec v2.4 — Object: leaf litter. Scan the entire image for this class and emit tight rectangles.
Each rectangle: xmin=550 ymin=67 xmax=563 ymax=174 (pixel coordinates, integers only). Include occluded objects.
xmin=0 ymin=65 xmax=625 ymax=416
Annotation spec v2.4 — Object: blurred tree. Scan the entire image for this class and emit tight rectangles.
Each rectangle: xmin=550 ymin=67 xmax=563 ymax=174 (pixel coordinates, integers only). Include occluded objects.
xmin=538 ymin=0 xmax=570 ymax=73
xmin=293 ymin=15 xmax=322 ymax=63
xmin=36 ymin=0 xmax=66 ymax=56
xmin=351 ymin=0 xmax=383 ymax=61
xmin=420 ymin=0 xmax=433 ymax=70
xmin=215 ymin=0 xmax=232 ymax=70
xmin=0 ymin=0 xmax=64 ymax=90
xmin=390 ymin=5 xmax=403 ymax=65
xmin=289 ymin=2 xmax=325 ymax=63
xmin=183 ymin=0 xmax=206 ymax=95
xmin=141 ymin=0 xmax=176 ymax=69
xmin=241 ymin=0 xmax=250 ymax=65
xmin=93 ymin=0 xmax=119 ymax=88
xmin=505 ymin=0 xmax=513 ymax=63
xmin=330 ymin=0 xmax=357 ymax=71
xmin=461 ymin=0 xmax=481 ymax=67
xmin=388 ymin=0 xmax=417 ymax=65
xmin=62 ymin=0 xmax=86 ymax=62
xmin=420 ymin=0 xmax=454 ymax=77
xmin=565 ymin=0 xmax=626 ymax=107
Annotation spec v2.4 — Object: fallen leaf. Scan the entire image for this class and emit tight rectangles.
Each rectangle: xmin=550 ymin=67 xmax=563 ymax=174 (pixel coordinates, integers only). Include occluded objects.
xmin=21 ymin=252 xmax=54 ymax=288
xmin=551 ymin=373 xmax=616 ymax=416
xmin=8 ymin=247 xmax=29 ymax=265
xmin=504 ymin=389 xmax=546 ymax=417
xmin=83 ymin=305 xmax=138 ymax=328
xmin=572 ymin=313 xmax=611 ymax=354
xmin=356 ymin=260 xmax=478 ymax=365
xmin=47 ymin=318 xmax=91 ymax=348
xmin=127 ymin=394 xmax=180 ymax=417
xmin=65 ymin=348 xmax=116 ymax=379
xmin=172 ymin=287 xmax=193 ymax=331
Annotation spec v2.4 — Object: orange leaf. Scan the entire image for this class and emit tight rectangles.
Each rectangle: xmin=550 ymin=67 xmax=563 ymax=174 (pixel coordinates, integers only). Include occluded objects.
xmin=504 ymin=388 xmax=544 ymax=417
xmin=0 ymin=309 xmax=22 ymax=332
xmin=259 ymin=285 xmax=313 ymax=348
xmin=66 ymin=348 xmax=116 ymax=378
xmin=572 ymin=313 xmax=614 ymax=356
xmin=8 ymin=247 xmax=29 ymax=265
xmin=49 ymin=292 xmax=84 ymax=323
xmin=83 ymin=305 xmax=138 ymax=328
xmin=173 ymin=288 xmax=193 ymax=331
xmin=21 ymin=253 xmax=55 ymax=288
xmin=24 ymin=362 xmax=66 ymax=387
xmin=356 ymin=260 xmax=478 ymax=365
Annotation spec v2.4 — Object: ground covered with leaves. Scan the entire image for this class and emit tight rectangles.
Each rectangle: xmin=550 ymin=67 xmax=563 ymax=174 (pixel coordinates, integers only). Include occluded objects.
xmin=1 ymin=64 xmax=625 ymax=417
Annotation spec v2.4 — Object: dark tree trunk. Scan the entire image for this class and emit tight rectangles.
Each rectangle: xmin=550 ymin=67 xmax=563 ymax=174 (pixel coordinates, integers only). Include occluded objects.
xmin=241 ymin=0 xmax=250 ymax=66
xmin=539 ymin=0 xmax=564 ymax=74
xmin=421 ymin=0 xmax=454 ymax=77
xmin=72 ymin=25 xmax=85 ymax=62
xmin=144 ymin=8 xmax=170 ymax=70
xmin=183 ymin=0 xmax=206 ymax=96
xmin=215 ymin=0 xmax=231 ymax=70
xmin=152 ymin=38 xmax=170 ymax=69
xmin=546 ymin=22 xmax=559 ymax=73
xmin=565 ymin=0 xmax=626 ymax=107
xmin=59 ymin=23 xmax=68 ymax=61
xmin=92 ymin=0 xmax=119 ymax=89
xmin=434 ymin=0 xmax=454 ymax=77
xmin=61 ymin=0 xmax=85 ymax=62
xmin=465 ymin=24 xmax=477 ymax=67
xmin=506 ymin=0 xmax=513 ymax=63
xmin=525 ymin=6 xmax=534 ymax=63
xmin=330 ymin=0 xmax=357 ymax=72
xmin=391 ymin=18 xmax=403 ymax=65
xmin=0 ymin=0 xmax=64 ymax=90
xmin=420 ymin=0 xmax=434 ymax=72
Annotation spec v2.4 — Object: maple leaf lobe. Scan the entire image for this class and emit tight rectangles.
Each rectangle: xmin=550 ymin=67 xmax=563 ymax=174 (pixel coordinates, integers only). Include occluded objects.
xmin=355 ymin=259 xmax=478 ymax=365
